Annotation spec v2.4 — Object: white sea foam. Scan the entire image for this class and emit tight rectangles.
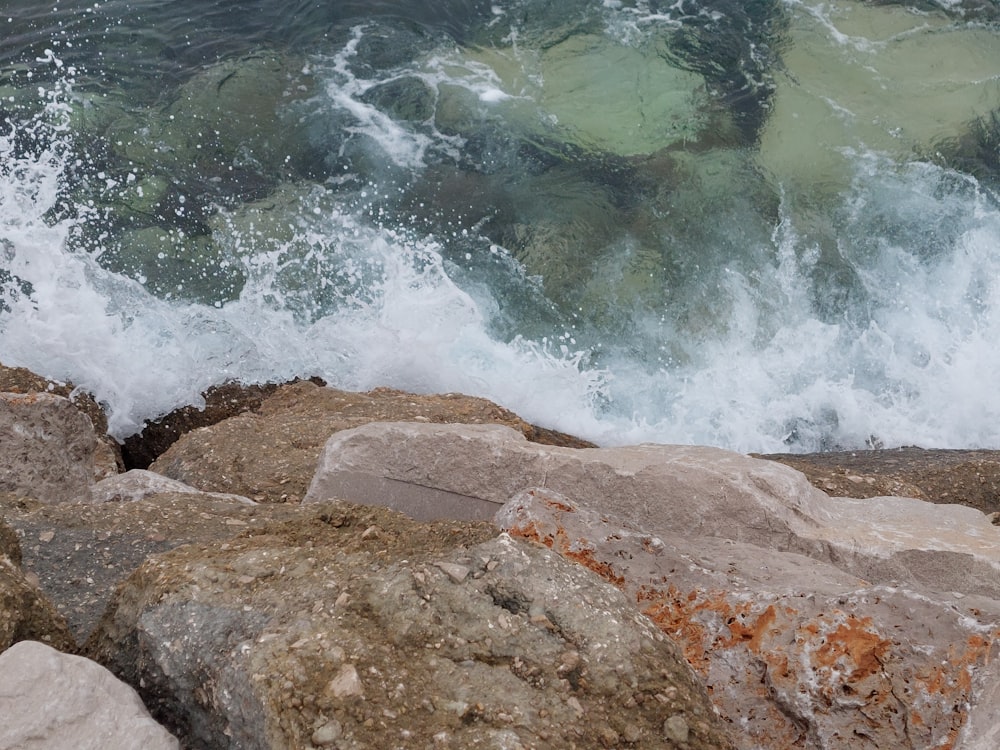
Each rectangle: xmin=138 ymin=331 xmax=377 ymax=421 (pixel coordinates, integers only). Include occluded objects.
xmin=0 ymin=99 xmax=607 ymax=437
xmin=3 ymin=33 xmax=1000 ymax=453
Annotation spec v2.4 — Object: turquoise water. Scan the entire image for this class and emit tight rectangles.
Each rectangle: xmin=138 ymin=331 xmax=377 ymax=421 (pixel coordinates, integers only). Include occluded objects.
xmin=3 ymin=0 xmax=1000 ymax=451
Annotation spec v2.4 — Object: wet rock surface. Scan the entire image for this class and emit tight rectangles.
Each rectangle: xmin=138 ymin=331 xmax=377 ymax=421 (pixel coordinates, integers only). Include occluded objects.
xmin=85 ymin=503 xmax=732 ymax=750
xmin=121 ymin=381 xmax=293 ymax=470
xmin=149 ymin=381 xmax=594 ymax=504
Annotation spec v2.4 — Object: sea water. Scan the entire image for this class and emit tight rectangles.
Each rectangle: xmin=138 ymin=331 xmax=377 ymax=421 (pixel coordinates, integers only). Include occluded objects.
xmin=2 ymin=0 xmax=1000 ymax=452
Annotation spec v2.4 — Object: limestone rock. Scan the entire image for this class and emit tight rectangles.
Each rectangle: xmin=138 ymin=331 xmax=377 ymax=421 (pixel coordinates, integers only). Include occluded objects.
xmin=85 ymin=503 xmax=733 ymax=750
xmin=0 ymin=640 xmax=178 ymax=750
xmin=304 ymin=422 xmax=1000 ymax=598
xmin=0 ymin=517 xmax=76 ymax=653
xmin=496 ymin=488 xmax=1000 ymax=750
xmin=0 ymin=392 xmax=96 ymax=503
xmin=150 ymin=381 xmax=593 ymax=503
xmin=0 ymin=362 xmax=120 ymax=480
xmin=91 ymin=469 xmax=255 ymax=504
xmin=0 ymin=491 xmax=311 ymax=641
xmin=121 ymin=381 xmax=282 ymax=468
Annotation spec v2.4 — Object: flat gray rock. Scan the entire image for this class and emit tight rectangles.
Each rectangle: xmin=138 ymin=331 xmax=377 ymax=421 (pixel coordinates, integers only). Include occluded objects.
xmin=91 ymin=469 xmax=255 ymax=504
xmin=305 ymin=422 xmax=1000 ymax=598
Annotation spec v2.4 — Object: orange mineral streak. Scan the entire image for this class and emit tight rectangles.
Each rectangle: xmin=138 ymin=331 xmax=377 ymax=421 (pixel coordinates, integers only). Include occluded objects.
xmin=636 ymin=584 xmax=756 ymax=675
xmin=811 ymin=615 xmax=891 ymax=681
xmin=541 ymin=496 xmax=576 ymax=513
xmin=508 ymin=520 xmax=625 ymax=586
xmin=509 ymin=521 xmax=555 ymax=549
xmin=508 ymin=516 xmax=1000 ymax=750
xmin=910 ymin=631 xmax=1000 ymax=749
xmin=722 ymin=604 xmax=777 ymax=652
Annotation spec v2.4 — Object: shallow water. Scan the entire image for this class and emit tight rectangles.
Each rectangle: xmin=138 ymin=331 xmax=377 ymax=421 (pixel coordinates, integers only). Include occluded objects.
xmin=2 ymin=0 xmax=1000 ymax=451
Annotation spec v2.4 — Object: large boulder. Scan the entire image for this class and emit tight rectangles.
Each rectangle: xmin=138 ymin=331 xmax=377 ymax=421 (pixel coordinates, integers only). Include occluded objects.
xmin=85 ymin=502 xmax=733 ymax=750
xmin=149 ymin=381 xmax=593 ymax=503
xmin=0 ymin=362 xmax=120 ymax=480
xmin=496 ymin=488 xmax=1000 ymax=750
xmin=0 ymin=639 xmax=178 ymax=750
xmin=304 ymin=422 xmax=1000 ymax=598
xmin=0 ymin=392 xmax=97 ymax=503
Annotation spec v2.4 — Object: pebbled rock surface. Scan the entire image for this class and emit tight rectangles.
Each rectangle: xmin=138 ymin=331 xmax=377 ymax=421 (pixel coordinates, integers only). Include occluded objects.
xmin=0 ymin=392 xmax=98 ymax=503
xmin=120 ymin=380 xmax=305 ymax=470
xmin=0 ymin=490 xmax=305 ymax=641
xmin=0 ymin=362 xmax=120 ymax=479
xmin=496 ymin=488 xmax=1000 ymax=750
xmin=760 ymin=447 xmax=1000 ymax=515
xmin=85 ymin=502 xmax=733 ymax=750
xmin=0 ymin=639 xmax=179 ymax=750
xmin=0 ymin=515 xmax=76 ymax=653
xmin=150 ymin=381 xmax=594 ymax=504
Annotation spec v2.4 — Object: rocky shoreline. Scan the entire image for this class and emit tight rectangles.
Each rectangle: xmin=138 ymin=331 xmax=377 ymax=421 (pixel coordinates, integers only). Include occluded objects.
xmin=1 ymin=363 xmax=999 ymax=749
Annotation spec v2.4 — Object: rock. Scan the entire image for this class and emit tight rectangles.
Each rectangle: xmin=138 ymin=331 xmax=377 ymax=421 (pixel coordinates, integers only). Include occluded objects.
xmin=90 ymin=469 xmax=255 ymax=504
xmin=150 ymin=381 xmax=593 ymax=503
xmin=102 ymin=226 xmax=247 ymax=307
xmin=304 ymin=422 xmax=1000 ymax=598
xmin=121 ymin=380 xmax=297 ymax=469
xmin=496 ymin=488 xmax=1000 ymax=750
xmin=759 ymin=447 xmax=1000 ymax=514
xmin=84 ymin=502 xmax=733 ymax=750
xmin=0 ymin=392 xmax=97 ymax=503
xmin=757 ymin=1 xmax=1000 ymax=193
xmin=0 ymin=491 xmax=311 ymax=641
xmin=0 ymin=517 xmax=76 ymax=653
xmin=0 ymin=640 xmax=178 ymax=749
xmin=0 ymin=362 xmax=121 ymax=480
xmin=0 ymin=516 xmax=21 ymax=567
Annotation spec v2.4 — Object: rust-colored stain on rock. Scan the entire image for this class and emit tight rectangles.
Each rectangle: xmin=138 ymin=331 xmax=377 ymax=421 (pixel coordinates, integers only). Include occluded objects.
xmin=510 ymin=517 xmax=626 ymax=587
xmin=810 ymin=613 xmax=891 ymax=680
xmin=504 ymin=497 xmax=1000 ymax=750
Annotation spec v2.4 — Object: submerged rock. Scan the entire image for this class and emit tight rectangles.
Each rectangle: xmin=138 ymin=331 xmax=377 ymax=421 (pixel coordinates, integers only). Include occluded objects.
xmin=446 ymin=34 xmax=710 ymax=157
xmin=85 ymin=504 xmax=733 ymax=750
xmin=0 ymin=640 xmax=179 ymax=750
xmin=757 ymin=0 xmax=1000 ymax=191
